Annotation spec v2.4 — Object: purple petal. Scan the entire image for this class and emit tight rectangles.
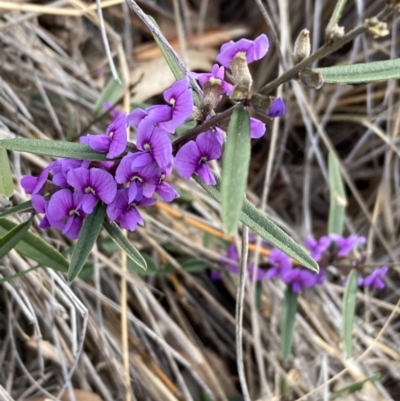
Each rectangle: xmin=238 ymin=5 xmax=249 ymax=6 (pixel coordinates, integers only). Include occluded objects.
xmin=250 ymin=118 xmax=266 ymax=139
xmin=118 ymin=207 xmax=144 ymax=231
xmin=107 ymin=114 xmax=128 ymax=158
xmin=81 ymin=193 xmax=98 ymax=214
xmin=196 ymin=163 xmax=216 ymax=185
xmin=267 ymin=98 xmax=286 ymax=118
xmin=146 ymin=105 xmax=173 ymax=125
xmin=196 ymin=131 xmax=222 ymax=160
xmin=175 ymin=141 xmax=201 ymax=179
xmin=89 ymin=168 xmax=117 ymax=204
xmin=67 ymin=168 xmax=90 ymax=193
xmin=32 ymin=195 xmax=47 ymax=213
xmin=21 ymin=176 xmax=39 ymax=194
xmin=107 ymin=189 xmax=128 ymax=221
xmin=247 ymin=34 xmax=269 ymax=63
xmin=47 ymin=189 xmax=74 ymax=228
xmin=80 ymin=134 xmax=111 ymax=153
xmin=156 ymin=182 xmax=179 ymax=202
xmin=63 ymin=215 xmax=84 ymax=239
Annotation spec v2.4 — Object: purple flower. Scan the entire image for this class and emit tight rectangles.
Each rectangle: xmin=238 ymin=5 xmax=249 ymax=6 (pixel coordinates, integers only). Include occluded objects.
xmin=107 ymin=188 xmax=156 ymax=231
xmin=175 ymin=131 xmax=222 ymax=185
xmin=21 ymin=166 xmax=51 ymax=195
xmin=196 ymin=64 xmax=233 ymax=95
xmin=330 ymin=234 xmax=366 ymax=257
xmin=115 ymin=152 xmax=159 ymax=202
xmin=52 ymin=159 xmax=90 ymax=187
xmin=212 ymin=244 xmax=239 ymax=280
xmin=67 ymin=167 xmax=117 ymax=214
xmin=80 ymin=113 xmax=128 ymax=159
xmin=281 ymin=268 xmax=317 ymax=293
xmin=153 ymin=166 xmax=180 ymax=202
xmin=305 ymin=235 xmax=331 ymax=261
xmin=32 ymin=195 xmax=50 ymax=229
xmin=216 ymin=34 xmax=269 ymax=68
xmin=267 ymin=98 xmax=286 ymax=118
xmin=250 ymin=117 xmax=266 ymax=139
xmin=130 ymin=78 xmax=194 ymax=133
xmin=358 ymin=266 xmax=388 ymax=289
xmin=136 ymin=119 xmax=173 ymax=169
xmin=47 ymin=189 xmax=86 ymax=239
xmin=266 ymin=248 xmax=292 ymax=279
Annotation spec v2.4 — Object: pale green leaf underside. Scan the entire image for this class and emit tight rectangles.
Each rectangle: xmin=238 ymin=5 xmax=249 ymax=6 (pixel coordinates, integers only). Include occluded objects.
xmin=281 ymin=287 xmax=299 ymax=361
xmin=93 ymin=71 xmax=124 ymax=116
xmin=68 ymin=204 xmax=106 ymax=281
xmin=328 ymin=152 xmax=347 ymax=235
xmin=194 ymin=175 xmax=319 ymax=272
xmin=221 ymin=107 xmax=251 ymax=235
xmin=103 ymin=220 xmax=147 ymax=271
xmin=0 ymin=218 xmax=69 ymax=272
xmin=314 ymin=58 xmax=400 ymax=84
xmin=343 ymin=269 xmax=358 ymax=358
xmin=0 ymin=138 xmax=109 ymax=161
xmin=0 ymin=148 xmax=14 ymax=197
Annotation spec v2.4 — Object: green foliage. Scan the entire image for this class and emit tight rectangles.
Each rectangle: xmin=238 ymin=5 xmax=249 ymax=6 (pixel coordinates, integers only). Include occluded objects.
xmin=68 ymin=203 xmax=106 ymax=281
xmin=343 ymin=269 xmax=358 ymax=358
xmin=314 ymin=58 xmax=400 ymax=84
xmin=0 ymin=219 xmax=31 ymax=259
xmin=280 ymin=287 xmax=299 ymax=361
xmin=0 ymin=148 xmax=14 ymax=197
xmin=221 ymin=106 xmax=251 ymax=236
xmin=0 ymin=218 xmax=69 ymax=272
xmin=0 ymin=138 xmax=109 ymax=161
xmin=330 ymin=374 xmax=380 ymax=400
xmin=93 ymin=71 xmax=124 ymax=116
xmin=195 ymin=175 xmax=319 ymax=272
xmin=0 ymin=200 xmax=32 ymax=219
xmin=328 ymin=152 xmax=347 ymax=235
xmin=103 ymin=220 xmax=147 ymax=271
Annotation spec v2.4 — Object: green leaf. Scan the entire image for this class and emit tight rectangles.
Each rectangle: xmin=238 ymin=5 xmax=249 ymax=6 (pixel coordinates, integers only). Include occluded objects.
xmin=0 ymin=138 xmax=109 ymax=161
xmin=0 ymin=265 xmax=40 ymax=284
xmin=0 ymin=219 xmax=31 ymax=259
xmin=221 ymin=106 xmax=251 ymax=236
xmin=343 ymin=269 xmax=358 ymax=358
xmin=0 ymin=218 xmax=69 ymax=271
xmin=147 ymin=16 xmax=201 ymax=107
xmin=280 ymin=286 xmax=299 ymax=361
xmin=326 ymin=0 xmax=348 ymax=30
xmin=330 ymin=374 xmax=380 ymax=400
xmin=328 ymin=152 xmax=347 ymax=235
xmin=0 ymin=148 xmax=14 ymax=197
xmin=148 ymin=16 xmax=185 ymax=81
xmin=0 ymin=200 xmax=32 ymax=219
xmin=313 ymin=58 xmax=400 ymax=84
xmin=103 ymin=220 xmax=147 ymax=271
xmin=68 ymin=204 xmax=106 ymax=281
xmin=93 ymin=71 xmax=124 ymax=116
xmin=194 ymin=175 xmax=319 ymax=272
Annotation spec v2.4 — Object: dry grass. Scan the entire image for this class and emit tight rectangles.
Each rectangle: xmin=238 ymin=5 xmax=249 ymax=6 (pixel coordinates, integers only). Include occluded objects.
xmin=1 ymin=0 xmax=400 ymax=400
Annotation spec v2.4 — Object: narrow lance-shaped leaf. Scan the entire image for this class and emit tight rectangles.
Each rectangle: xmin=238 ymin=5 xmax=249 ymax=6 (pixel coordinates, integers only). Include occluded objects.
xmin=0 ymin=219 xmax=32 ymax=259
xmin=326 ymin=0 xmax=348 ymax=32
xmin=0 ymin=138 xmax=109 ymax=161
xmin=0 ymin=200 xmax=32 ymax=219
xmin=194 ymin=175 xmax=319 ymax=272
xmin=93 ymin=71 xmax=123 ymax=116
xmin=221 ymin=106 xmax=251 ymax=236
xmin=103 ymin=220 xmax=147 ymax=271
xmin=68 ymin=203 xmax=106 ymax=281
xmin=280 ymin=286 xmax=299 ymax=361
xmin=0 ymin=218 xmax=69 ymax=272
xmin=0 ymin=148 xmax=14 ymax=197
xmin=343 ymin=269 xmax=358 ymax=358
xmin=313 ymin=58 xmax=400 ymax=84
xmin=328 ymin=151 xmax=347 ymax=235
xmin=147 ymin=16 xmax=201 ymax=107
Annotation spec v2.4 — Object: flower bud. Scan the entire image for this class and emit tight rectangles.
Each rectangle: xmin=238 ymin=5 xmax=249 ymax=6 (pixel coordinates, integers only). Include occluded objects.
xmin=293 ymin=29 xmax=311 ymax=64
xmin=229 ymin=53 xmax=253 ymax=101
xmin=365 ymin=18 xmax=389 ymax=38
xmin=299 ymin=68 xmax=323 ymax=90
xmin=325 ymin=24 xmax=345 ymax=44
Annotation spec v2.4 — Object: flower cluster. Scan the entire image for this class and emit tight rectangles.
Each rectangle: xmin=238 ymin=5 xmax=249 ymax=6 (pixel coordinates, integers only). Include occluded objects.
xmin=21 ymin=34 xmax=286 ymax=240
xmin=212 ymin=233 xmax=389 ymax=293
